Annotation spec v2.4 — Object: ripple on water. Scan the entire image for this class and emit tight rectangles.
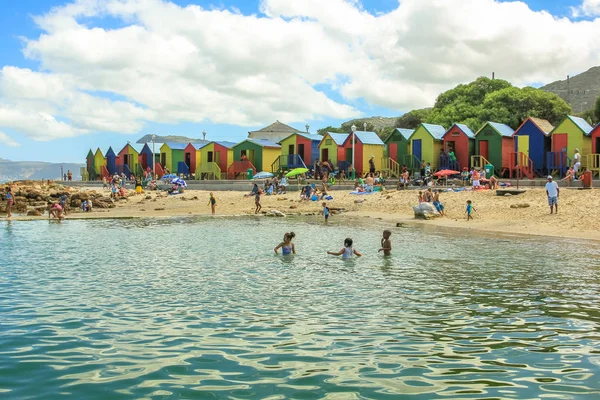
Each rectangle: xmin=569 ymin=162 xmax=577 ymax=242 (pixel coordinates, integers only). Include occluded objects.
xmin=0 ymin=217 xmax=599 ymax=399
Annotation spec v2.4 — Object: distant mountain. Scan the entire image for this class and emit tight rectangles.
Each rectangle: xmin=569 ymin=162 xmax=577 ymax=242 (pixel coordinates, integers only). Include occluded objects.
xmin=0 ymin=158 xmax=83 ymax=182
xmin=342 ymin=116 xmax=400 ymax=132
xmin=136 ymin=134 xmax=202 ymax=144
xmin=541 ymin=66 xmax=600 ymax=113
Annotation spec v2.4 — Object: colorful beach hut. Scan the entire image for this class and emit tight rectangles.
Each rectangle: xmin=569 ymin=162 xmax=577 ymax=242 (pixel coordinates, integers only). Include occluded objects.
xmin=588 ymin=123 xmax=600 ymax=176
xmin=159 ymin=142 xmax=188 ymax=175
xmin=441 ymin=124 xmax=475 ymax=171
xmin=408 ymin=124 xmax=446 ymax=170
xmin=318 ymin=133 xmax=349 ymax=168
xmin=385 ymin=128 xmax=413 ymax=164
xmin=138 ymin=143 xmax=155 ymax=172
xmin=196 ymin=141 xmax=236 ymax=179
xmin=232 ymin=139 xmax=282 ymax=173
xmin=549 ymin=116 xmax=593 ymax=174
xmin=105 ymin=147 xmax=117 ymax=175
xmin=93 ymin=148 xmax=106 ymax=175
xmin=85 ymin=149 xmax=96 ymax=180
xmin=277 ymin=132 xmax=321 ymax=172
xmin=512 ymin=117 xmax=553 ymax=175
xmin=474 ymin=122 xmax=514 ymax=175
xmin=340 ymin=131 xmax=385 ymax=175
xmin=117 ymin=143 xmax=139 ymax=177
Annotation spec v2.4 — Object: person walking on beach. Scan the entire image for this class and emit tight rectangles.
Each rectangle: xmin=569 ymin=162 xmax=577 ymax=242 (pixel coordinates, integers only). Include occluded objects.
xmin=545 ymin=175 xmax=559 ymax=214
xmin=378 ymin=230 xmax=392 ymax=256
xmin=274 ymin=232 xmax=296 ymax=255
xmin=254 ymin=190 xmax=262 ymax=214
xmin=5 ymin=186 xmax=14 ymax=219
xmin=466 ymin=200 xmax=476 ymax=221
xmin=208 ymin=192 xmax=216 ymax=215
xmin=67 ymin=170 xmax=72 ymax=181
xmin=328 ymin=238 xmax=362 ymax=258
xmin=573 ymin=149 xmax=581 ymax=179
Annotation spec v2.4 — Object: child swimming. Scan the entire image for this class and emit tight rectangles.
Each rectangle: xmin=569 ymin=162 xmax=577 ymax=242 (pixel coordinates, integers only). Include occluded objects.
xmin=274 ymin=232 xmax=296 ymax=255
xmin=327 ymin=238 xmax=362 ymax=259
xmin=378 ymin=230 xmax=392 ymax=256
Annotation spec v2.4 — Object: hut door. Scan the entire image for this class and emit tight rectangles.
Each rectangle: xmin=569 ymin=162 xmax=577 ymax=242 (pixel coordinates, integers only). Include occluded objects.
xmin=142 ymin=153 xmax=148 ymax=169
xmin=247 ymin=149 xmax=255 ymax=165
xmin=123 ymin=154 xmax=129 ymax=166
xmin=288 ymin=144 xmax=295 ymax=155
xmin=389 ymin=143 xmax=398 ymax=161
xmin=412 ymin=140 xmax=422 ymax=162
xmin=321 ymin=148 xmax=329 ymax=162
xmin=517 ymin=136 xmax=529 ymax=166
xmin=185 ymin=152 xmax=191 ymax=167
xmin=161 ymin=153 xmax=166 ymax=167
xmin=553 ymin=134 xmax=568 ymax=153
xmin=479 ymin=141 xmax=489 ymax=160
xmin=298 ymin=144 xmax=305 ymax=162
xmin=207 ymin=151 xmax=214 ymax=163
xmin=215 ymin=151 xmax=221 ymax=165
xmin=595 ymin=138 xmax=600 ymax=154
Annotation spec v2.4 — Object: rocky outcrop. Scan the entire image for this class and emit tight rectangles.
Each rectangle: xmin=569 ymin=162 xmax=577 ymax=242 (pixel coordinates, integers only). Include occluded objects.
xmin=413 ymin=202 xmax=440 ymax=220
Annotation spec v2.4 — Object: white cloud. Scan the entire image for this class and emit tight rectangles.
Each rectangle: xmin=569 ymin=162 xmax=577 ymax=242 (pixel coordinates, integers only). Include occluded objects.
xmin=2 ymin=0 xmax=600 ymax=141
xmin=0 ymin=131 xmax=20 ymax=147
xmin=572 ymin=0 xmax=600 ymax=17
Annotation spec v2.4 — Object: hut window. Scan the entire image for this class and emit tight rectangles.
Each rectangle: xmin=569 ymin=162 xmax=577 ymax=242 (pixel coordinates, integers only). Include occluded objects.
xmin=325 ymin=139 xmax=332 ymax=145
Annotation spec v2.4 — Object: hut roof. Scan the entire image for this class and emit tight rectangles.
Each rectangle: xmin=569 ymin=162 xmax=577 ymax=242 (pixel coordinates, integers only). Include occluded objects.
xmin=324 ymin=133 xmax=350 ymax=145
xmin=528 ymin=118 xmax=554 ymax=134
xmin=420 ymin=123 xmax=447 ymax=140
xmin=236 ymin=139 xmax=282 ymax=149
xmin=567 ymin=115 xmax=593 ymax=135
xmin=479 ymin=122 xmax=514 ymax=137
xmin=164 ymin=142 xmax=189 ymax=150
xmin=212 ymin=141 xmax=237 ymax=149
xmin=453 ymin=124 xmax=475 ymax=138
xmin=278 ymin=132 xmax=323 ymax=144
xmin=396 ymin=128 xmax=414 ymax=140
xmin=344 ymin=131 xmax=384 ymax=146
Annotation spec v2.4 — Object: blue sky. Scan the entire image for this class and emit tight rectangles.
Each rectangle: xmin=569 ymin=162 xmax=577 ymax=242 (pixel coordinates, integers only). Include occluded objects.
xmin=0 ymin=0 xmax=597 ymax=163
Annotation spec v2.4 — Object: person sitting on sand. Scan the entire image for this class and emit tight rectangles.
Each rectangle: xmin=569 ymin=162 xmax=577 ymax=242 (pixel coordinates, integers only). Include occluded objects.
xmin=339 ymin=169 xmax=346 ymax=182
xmin=424 ymin=188 xmax=433 ymax=202
xmin=364 ymin=173 xmax=374 ymax=192
xmin=489 ymin=175 xmax=499 ymax=190
xmin=562 ymin=168 xmax=574 ymax=187
xmin=320 ymin=178 xmax=329 ymax=200
xmin=274 ymin=232 xmax=296 ymax=255
xmin=418 ymin=191 xmax=424 ymax=203
xmin=378 ymin=230 xmax=392 ymax=256
xmin=278 ymin=177 xmax=287 ymax=194
xmin=327 ymin=238 xmax=362 ymax=259
xmin=49 ymin=202 xmax=64 ymax=219
xmin=86 ymin=199 xmax=93 ymax=212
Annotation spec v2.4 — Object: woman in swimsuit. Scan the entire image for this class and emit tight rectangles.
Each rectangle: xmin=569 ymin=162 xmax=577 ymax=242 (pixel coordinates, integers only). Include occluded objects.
xmin=274 ymin=232 xmax=296 ymax=255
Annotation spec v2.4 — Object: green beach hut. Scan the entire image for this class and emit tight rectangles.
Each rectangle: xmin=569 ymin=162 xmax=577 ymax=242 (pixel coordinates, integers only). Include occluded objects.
xmin=474 ymin=122 xmax=514 ymax=176
xmin=232 ymin=139 xmax=282 ymax=173
xmin=385 ymin=128 xmax=413 ymax=165
xmin=408 ymin=124 xmax=446 ymax=170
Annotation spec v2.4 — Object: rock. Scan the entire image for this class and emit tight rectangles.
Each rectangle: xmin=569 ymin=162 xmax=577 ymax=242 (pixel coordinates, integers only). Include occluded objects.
xmin=510 ymin=203 xmax=531 ymax=209
xmin=354 ymin=199 xmax=365 ymax=203
xmin=71 ymin=199 xmax=82 ymax=208
xmin=289 ymin=205 xmax=298 ymax=209
xmin=27 ymin=210 xmax=42 ymax=216
xmin=181 ymin=197 xmax=187 ymax=201
xmin=270 ymin=209 xmax=286 ymax=217
xmin=145 ymin=195 xmax=152 ymax=200
xmin=154 ymin=208 xmax=165 ymax=211
xmin=396 ymin=222 xmax=405 ymax=227
xmin=413 ymin=202 xmax=440 ymax=219
xmin=191 ymin=196 xmax=198 ymax=200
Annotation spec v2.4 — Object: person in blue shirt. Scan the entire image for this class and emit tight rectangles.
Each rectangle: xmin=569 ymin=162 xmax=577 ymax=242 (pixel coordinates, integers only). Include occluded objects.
xmin=274 ymin=232 xmax=296 ymax=255
xmin=466 ymin=200 xmax=476 ymax=221
xmin=5 ymin=187 xmax=14 ymax=219
xmin=321 ymin=202 xmax=330 ymax=223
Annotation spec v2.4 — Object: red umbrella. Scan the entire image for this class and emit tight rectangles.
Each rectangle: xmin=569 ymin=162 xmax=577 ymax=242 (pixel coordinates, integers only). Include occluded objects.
xmin=434 ymin=169 xmax=460 ymax=177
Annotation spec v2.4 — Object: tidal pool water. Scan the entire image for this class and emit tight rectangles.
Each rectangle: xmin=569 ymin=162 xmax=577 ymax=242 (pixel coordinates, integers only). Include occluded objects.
xmin=1 ymin=217 xmax=599 ymax=399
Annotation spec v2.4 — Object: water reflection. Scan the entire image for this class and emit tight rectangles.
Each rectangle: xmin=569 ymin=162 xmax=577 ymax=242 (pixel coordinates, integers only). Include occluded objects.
xmin=0 ymin=217 xmax=599 ymax=399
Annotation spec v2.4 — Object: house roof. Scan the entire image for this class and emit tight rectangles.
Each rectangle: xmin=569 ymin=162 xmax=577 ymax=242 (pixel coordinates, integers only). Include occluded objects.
xmin=118 ymin=143 xmax=140 ymax=154
xmin=105 ymin=146 xmax=116 ymax=156
xmin=94 ymin=147 xmax=104 ymax=156
xmin=478 ymin=122 xmax=514 ymax=137
xmin=164 ymin=142 xmax=189 ymax=150
xmin=278 ymin=132 xmax=323 ymax=144
xmin=417 ymin=123 xmax=446 ymax=140
xmin=528 ymin=118 xmax=554 ymax=134
xmin=324 ymin=132 xmax=349 ymax=145
xmin=452 ymin=124 xmax=475 ymax=138
xmin=236 ymin=139 xmax=281 ymax=148
xmin=385 ymin=128 xmax=414 ymax=143
xmin=344 ymin=131 xmax=384 ymax=146
xmin=249 ymin=120 xmax=302 ymax=135
xmin=567 ymin=115 xmax=593 ymax=135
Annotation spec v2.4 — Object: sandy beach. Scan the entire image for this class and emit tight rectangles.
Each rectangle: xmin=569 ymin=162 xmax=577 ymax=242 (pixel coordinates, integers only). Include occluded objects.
xmin=6 ymin=182 xmax=600 ymax=241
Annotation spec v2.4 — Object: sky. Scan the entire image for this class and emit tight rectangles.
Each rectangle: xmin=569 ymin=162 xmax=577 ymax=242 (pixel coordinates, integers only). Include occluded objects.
xmin=1 ymin=0 xmax=600 ymax=163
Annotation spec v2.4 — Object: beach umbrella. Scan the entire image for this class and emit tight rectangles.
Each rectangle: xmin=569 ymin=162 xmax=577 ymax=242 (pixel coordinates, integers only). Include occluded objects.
xmin=286 ymin=167 xmax=309 ymax=178
xmin=434 ymin=170 xmax=460 ymax=177
xmin=161 ymin=173 xmax=177 ymax=180
xmin=253 ymin=171 xmax=274 ymax=179
xmin=171 ymin=178 xmax=187 ymax=187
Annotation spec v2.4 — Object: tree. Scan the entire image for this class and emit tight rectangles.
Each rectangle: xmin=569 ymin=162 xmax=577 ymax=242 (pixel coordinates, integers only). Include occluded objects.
xmin=316 ymin=126 xmax=345 ymax=136
xmin=594 ymin=95 xmax=600 ymax=125
xmin=395 ymin=108 xmax=432 ymax=129
xmin=341 ymin=120 xmax=376 ymax=133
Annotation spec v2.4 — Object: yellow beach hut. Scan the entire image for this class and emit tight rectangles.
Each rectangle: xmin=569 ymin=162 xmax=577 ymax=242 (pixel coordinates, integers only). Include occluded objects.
xmin=549 ymin=116 xmax=593 ymax=175
xmin=195 ymin=141 xmax=236 ymax=180
xmin=93 ymin=148 xmax=106 ymax=177
xmin=408 ymin=123 xmax=446 ymax=170
xmin=318 ymin=132 xmax=349 ymax=169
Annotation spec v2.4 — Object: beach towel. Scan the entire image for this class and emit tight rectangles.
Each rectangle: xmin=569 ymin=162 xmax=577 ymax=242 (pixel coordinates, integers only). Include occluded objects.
xmin=349 ymin=191 xmax=377 ymax=195
xmin=324 ymin=195 xmax=333 ymax=200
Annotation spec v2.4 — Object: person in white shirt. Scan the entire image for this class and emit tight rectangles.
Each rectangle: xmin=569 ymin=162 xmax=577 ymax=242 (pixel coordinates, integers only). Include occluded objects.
xmin=545 ymin=175 xmax=559 ymax=214
xmin=573 ymin=149 xmax=581 ymax=178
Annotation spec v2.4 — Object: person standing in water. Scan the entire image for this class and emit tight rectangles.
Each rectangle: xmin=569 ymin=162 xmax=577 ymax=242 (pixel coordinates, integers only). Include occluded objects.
xmin=5 ymin=186 xmax=14 ymax=219
xmin=254 ymin=190 xmax=262 ymax=214
xmin=274 ymin=232 xmax=296 ymax=255
xmin=208 ymin=192 xmax=216 ymax=215
xmin=321 ymin=202 xmax=330 ymax=224
xmin=378 ymin=230 xmax=392 ymax=255
xmin=328 ymin=238 xmax=362 ymax=258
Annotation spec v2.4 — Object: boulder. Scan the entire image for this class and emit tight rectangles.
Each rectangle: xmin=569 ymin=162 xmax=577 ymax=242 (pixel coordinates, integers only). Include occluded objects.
xmin=27 ymin=210 xmax=42 ymax=216
xmin=510 ymin=203 xmax=531 ymax=209
xmin=270 ymin=209 xmax=286 ymax=217
xmin=413 ymin=202 xmax=440 ymax=220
